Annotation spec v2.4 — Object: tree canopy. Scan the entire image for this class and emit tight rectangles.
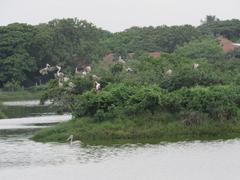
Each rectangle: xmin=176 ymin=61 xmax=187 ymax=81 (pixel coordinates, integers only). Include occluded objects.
xmin=0 ymin=18 xmax=110 ymax=87
xmin=1 ymin=16 xmax=240 ymax=88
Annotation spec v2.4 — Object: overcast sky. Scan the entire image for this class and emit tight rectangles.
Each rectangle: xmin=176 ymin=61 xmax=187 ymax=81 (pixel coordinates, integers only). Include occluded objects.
xmin=1 ymin=0 xmax=239 ymax=32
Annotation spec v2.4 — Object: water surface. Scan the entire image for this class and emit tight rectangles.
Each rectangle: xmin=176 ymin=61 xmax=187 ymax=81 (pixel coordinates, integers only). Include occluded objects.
xmin=1 ymin=100 xmax=55 ymax=118
xmin=0 ymin=100 xmax=240 ymax=180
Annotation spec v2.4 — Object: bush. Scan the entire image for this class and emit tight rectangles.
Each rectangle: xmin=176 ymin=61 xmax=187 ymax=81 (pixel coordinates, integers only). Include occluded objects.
xmin=72 ymin=84 xmax=136 ymax=118
xmin=171 ymin=85 xmax=240 ymax=120
xmin=161 ymin=68 xmax=223 ymax=91
xmin=72 ymin=83 xmax=240 ymax=122
xmin=126 ymin=86 xmax=164 ymax=115
xmin=175 ymin=37 xmax=224 ymax=60
xmin=226 ymin=48 xmax=240 ymax=59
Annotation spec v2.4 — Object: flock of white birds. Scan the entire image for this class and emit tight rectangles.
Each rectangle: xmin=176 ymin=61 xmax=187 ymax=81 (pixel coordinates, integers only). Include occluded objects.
xmin=39 ymin=57 xmax=200 ymax=92
xmin=39 ymin=63 xmax=101 ymax=91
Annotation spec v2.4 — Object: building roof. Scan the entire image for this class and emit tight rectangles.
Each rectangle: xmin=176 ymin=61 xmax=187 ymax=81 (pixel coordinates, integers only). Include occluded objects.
xmin=218 ymin=36 xmax=240 ymax=53
xmin=148 ymin=52 xmax=161 ymax=58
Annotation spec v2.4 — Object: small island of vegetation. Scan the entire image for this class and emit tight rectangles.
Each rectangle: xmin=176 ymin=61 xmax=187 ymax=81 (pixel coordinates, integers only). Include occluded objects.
xmin=1 ymin=15 xmax=240 ymax=144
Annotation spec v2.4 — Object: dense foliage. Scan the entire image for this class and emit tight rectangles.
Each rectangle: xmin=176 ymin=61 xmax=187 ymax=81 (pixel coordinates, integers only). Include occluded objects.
xmin=0 ymin=18 xmax=110 ymax=87
xmin=104 ymin=25 xmax=201 ymax=56
xmin=175 ymin=37 xmax=223 ymax=59
xmin=198 ymin=18 xmax=240 ymax=41
xmin=29 ymin=16 xmax=240 ymax=143
xmin=1 ymin=16 xmax=240 ymax=89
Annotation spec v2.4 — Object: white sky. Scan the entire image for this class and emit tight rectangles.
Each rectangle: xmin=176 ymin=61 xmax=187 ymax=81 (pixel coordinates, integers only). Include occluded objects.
xmin=0 ymin=0 xmax=239 ymax=32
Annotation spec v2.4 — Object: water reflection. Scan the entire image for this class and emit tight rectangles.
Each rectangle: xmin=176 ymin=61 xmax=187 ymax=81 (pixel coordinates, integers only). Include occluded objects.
xmin=1 ymin=100 xmax=55 ymax=119
xmin=0 ymin=134 xmax=142 ymax=168
xmin=2 ymin=100 xmax=51 ymax=106
xmin=1 ymin=100 xmax=240 ymax=180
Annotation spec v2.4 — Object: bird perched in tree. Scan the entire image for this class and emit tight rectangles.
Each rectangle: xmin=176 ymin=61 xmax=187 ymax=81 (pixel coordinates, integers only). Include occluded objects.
xmin=39 ymin=64 xmax=50 ymax=75
xmin=193 ymin=63 xmax=199 ymax=69
xmin=118 ymin=56 xmax=126 ymax=64
xmin=48 ymin=66 xmax=58 ymax=72
xmin=81 ymin=71 xmax=87 ymax=78
xmin=165 ymin=69 xmax=173 ymax=75
xmin=56 ymin=66 xmax=65 ymax=79
xmin=126 ymin=67 xmax=133 ymax=72
xmin=95 ymin=81 xmax=101 ymax=91
xmin=85 ymin=65 xmax=91 ymax=73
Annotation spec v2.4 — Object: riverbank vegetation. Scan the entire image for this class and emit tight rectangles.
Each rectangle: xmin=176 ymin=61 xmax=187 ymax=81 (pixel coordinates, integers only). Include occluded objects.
xmin=34 ymin=50 xmax=240 ymax=143
xmin=1 ymin=15 xmax=240 ymax=144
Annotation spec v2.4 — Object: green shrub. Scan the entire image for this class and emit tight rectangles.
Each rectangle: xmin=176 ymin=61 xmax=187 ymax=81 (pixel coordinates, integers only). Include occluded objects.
xmin=172 ymin=85 xmax=240 ymax=120
xmin=72 ymin=83 xmax=136 ymax=118
xmin=175 ymin=37 xmax=224 ymax=60
xmin=126 ymin=85 xmax=164 ymax=115
xmin=161 ymin=68 xmax=223 ymax=91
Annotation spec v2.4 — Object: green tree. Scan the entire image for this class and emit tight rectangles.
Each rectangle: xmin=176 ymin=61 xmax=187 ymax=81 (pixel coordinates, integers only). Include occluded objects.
xmin=0 ymin=23 xmax=37 ymax=87
xmin=175 ymin=37 xmax=224 ymax=59
xmin=198 ymin=18 xmax=240 ymax=41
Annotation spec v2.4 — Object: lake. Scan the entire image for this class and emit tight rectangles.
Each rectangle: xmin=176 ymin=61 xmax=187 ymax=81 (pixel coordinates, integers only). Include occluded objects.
xmin=0 ymin=100 xmax=239 ymax=180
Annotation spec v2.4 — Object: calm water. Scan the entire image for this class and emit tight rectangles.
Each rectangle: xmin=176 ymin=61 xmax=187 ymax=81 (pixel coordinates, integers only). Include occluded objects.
xmin=1 ymin=100 xmax=55 ymax=118
xmin=0 ymin=100 xmax=240 ymax=180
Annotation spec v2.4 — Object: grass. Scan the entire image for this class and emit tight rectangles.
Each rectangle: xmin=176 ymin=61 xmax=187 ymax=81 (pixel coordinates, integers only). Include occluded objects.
xmin=32 ymin=112 xmax=240 ymax=145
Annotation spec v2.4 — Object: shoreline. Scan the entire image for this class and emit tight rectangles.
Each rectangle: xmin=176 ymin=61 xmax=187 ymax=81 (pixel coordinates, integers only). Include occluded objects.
xmin=32 ymin=115 xmax=240 ymax=145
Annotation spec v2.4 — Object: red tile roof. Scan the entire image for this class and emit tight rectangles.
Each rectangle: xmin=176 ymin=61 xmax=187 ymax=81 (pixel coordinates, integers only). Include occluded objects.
xmin=218 ymin=36 xmax=240 ymax=53
xmin=103 ymin=53 xmax=114 ymax=62
xmin=148 ymin=52 xmax=161 ymax=58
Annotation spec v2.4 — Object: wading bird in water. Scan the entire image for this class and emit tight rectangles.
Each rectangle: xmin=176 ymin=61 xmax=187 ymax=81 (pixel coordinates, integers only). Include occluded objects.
xmin=67 ymin=134 xmax=74 ymax=145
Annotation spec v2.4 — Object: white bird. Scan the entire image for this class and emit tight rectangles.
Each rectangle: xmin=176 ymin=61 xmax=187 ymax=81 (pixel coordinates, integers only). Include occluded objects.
xmin=66 ymin=135 xmax=81 ymax=145
xmin=48 ymin=66 xmax=58 ymax=72
xmin=126 ymin=67 xmax=133 ymax=72
xmin=95 ymin=81 xmax=101 ymax=91
xmin=39 ymin=64 xmax=50 ymax=75
xmin=85 ymin=66 xmax=91 ymax=73
xmin=81 ymin=71 xmax=87 ymax=77
xmin=56 ymin=66 xmax=65 ymax=79
xmin=63 ymin=77 xmax=69 ymax=82
xmin=165 ymin=69 xmax=173 ymax=75
xmin=67 ymin=134 xmax=74 ymax=145
xmin=193 ymin=63 xmax=199 ymax=69
xmin=68 ymin=82 xmax=76 ymax=89
xmin=118 ymin=56 xmax=126 ymax=64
